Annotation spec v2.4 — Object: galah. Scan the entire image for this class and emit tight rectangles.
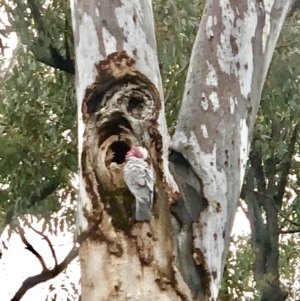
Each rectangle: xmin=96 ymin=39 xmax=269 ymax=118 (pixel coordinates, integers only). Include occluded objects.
xmin=123 ymin=146 xmax=154 ymax=221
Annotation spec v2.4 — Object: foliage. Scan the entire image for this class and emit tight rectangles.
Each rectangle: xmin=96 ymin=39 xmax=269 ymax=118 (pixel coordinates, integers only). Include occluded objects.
xmin=219 ymin=235 xmax=261 ymax=301
xmin=154 ymin=0 xmax=204 ymax=130
xmin=0 ymin=0 xmax=76 ymax=229
xmin=0 ymin=47 xmax=77 ymax=227
xmin=279 ymin=234 xmax=300 ymax=299
xmin=219 ymin=232 xmax=300 ymax=301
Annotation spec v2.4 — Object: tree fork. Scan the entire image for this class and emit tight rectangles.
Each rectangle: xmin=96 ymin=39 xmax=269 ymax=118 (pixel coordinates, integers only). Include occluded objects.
xmin=71 ymin=0 xmax=293 ymax=300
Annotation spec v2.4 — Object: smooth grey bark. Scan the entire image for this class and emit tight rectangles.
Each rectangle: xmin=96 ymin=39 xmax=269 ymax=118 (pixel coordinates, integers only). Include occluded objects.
xmin=171 ymin=0 xmax=293 ymax=299
xmin=71 ymin=0 xmax=293 ymax=300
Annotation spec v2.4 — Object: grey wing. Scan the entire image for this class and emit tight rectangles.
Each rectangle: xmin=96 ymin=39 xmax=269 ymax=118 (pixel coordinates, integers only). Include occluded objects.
xmin=124 ymin=160 xmax=154 ymax=204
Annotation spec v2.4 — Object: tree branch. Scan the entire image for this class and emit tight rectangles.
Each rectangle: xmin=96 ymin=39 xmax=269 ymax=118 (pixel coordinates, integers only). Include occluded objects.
xmin=24 ymin=38 xmax=75 ymax=73
xmin=280 ymin=229 xmax=300 ymax=234
xmin=274 ymin=204 xmax=300 ymax=228
xmin=26 ymin=0 xmax=45 ymax=33
xmin=26 ymin=223 xmax=58 ymax=266
xmin=11 ymin=245 xmax=78 ymax=301
xmin=249 ymin=146 xmax=267 ymax=194
xmin=17 ymin=223 xmax=47 ymax=271
xmin=276 ymin=123 xmax=299 ymax=204
xmin=11 ymin=0 xmax=75 ymax=73
xmin=243 ymin=187 xmax=300 ymax=228
xmin=242 ymin=170 xmax=268 ymax=283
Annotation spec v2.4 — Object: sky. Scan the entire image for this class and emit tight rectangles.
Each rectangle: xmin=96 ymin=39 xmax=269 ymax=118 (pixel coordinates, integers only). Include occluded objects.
xmin=0 ymin=218 xmax=80 ymax=301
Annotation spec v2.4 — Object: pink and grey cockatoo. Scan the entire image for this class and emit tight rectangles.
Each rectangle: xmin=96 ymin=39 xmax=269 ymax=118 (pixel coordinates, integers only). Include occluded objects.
xmin=123 ymin=146 xmax=154 ymax=221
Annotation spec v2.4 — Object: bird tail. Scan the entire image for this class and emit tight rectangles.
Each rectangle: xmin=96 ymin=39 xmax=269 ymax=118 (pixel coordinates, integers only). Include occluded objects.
xmin=135 ymin=198 xmax=152 ymax=221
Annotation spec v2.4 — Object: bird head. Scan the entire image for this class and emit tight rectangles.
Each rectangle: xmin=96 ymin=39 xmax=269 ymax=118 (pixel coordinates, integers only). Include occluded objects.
xmin=125 ymin=146 xmax=148 ymax=161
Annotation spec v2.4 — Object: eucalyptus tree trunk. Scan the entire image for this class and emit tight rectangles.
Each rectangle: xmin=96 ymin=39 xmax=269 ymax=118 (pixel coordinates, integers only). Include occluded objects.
xmin=70 ymin=0 xmax=293 ymax=300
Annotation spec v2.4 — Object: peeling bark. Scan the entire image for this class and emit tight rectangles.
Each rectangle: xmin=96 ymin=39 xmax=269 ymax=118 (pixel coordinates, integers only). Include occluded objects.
xmin=70 ymin=0 xmax=293 ymax=300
